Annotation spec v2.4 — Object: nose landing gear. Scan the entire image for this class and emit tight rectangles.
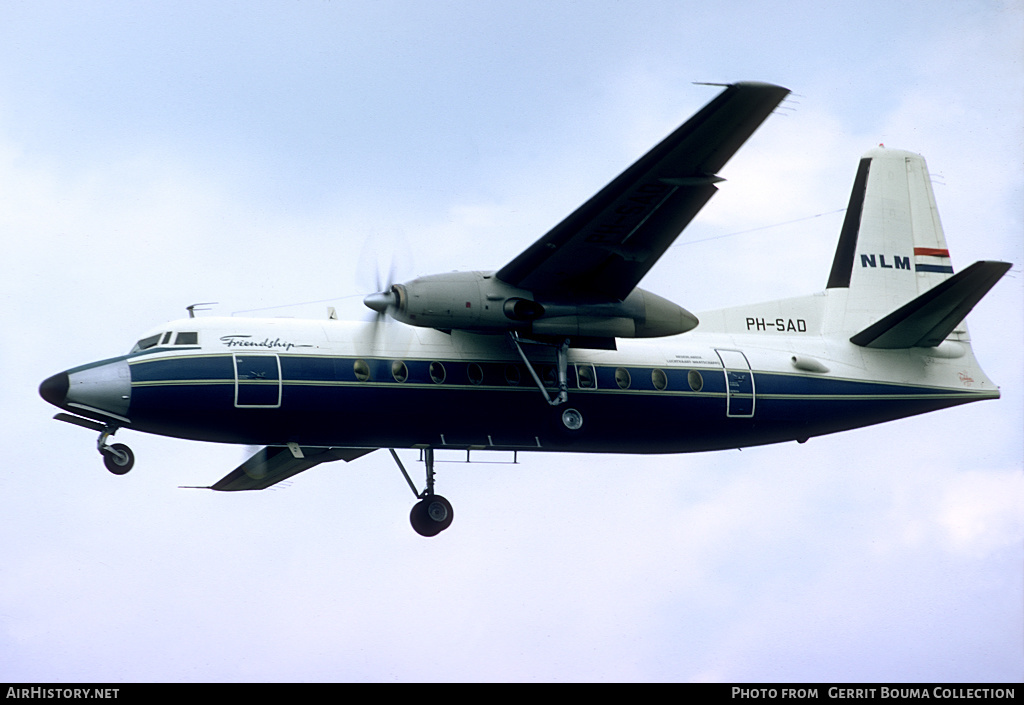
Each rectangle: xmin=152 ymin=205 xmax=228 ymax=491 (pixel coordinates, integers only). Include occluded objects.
xmin=98 ymin=428 xmax=134 ymax=475
xmin=53 ymin=413 xmax=136 ymax=475
xmin=101 ymin=442 xmax=134 ymax=475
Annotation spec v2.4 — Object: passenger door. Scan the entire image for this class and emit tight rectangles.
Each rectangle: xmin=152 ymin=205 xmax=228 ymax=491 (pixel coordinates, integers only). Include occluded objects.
xmin=715 ymin=349 xmax=755 ymax=418
xmin=233 ymin=353 xmax=282 ymax=408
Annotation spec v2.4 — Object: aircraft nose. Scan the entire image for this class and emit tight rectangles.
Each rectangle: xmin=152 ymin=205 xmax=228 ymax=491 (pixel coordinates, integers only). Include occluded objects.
xmin=39 ymin=358 xmax=132 ymax=421
xmin=39 ymin=371 xmax=69 ymax=407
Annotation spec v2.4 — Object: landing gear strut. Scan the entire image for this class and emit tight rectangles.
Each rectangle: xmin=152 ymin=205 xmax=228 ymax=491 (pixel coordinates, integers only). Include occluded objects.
xmin=507 ymin=332 xmax=571 ymax=406
xmin=98 ymin=427 xmax=134 ymax=475
xmin=390 ymin=448 xmax=453 ymax=537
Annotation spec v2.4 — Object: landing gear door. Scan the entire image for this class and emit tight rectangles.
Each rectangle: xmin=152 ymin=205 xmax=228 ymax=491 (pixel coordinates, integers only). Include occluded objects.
xmin=715 ymin=349 xmax=755 ymax=418
xmin=233 ymin=353 xmax=282 ymax=408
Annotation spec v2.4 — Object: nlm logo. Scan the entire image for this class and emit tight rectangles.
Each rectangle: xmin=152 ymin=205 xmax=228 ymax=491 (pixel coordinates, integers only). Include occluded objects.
xmin=860 ymin=253 xmax=911 ymax=270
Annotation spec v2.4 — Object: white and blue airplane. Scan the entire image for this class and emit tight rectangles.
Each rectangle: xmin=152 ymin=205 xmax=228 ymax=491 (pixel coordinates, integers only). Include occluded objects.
xmin=39 ymin=82 xmax=1010 ymax=536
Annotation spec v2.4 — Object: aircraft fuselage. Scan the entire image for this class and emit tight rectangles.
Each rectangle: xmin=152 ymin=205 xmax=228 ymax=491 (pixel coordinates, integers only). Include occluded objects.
xmin=40 ymin=314 xmax=998 ymax=456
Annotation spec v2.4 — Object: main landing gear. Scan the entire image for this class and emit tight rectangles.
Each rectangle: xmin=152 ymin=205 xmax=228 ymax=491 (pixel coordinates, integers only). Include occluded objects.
xmin=507 ymin=332 xmax=571 ymax=407
xmin=507 ymin=332 xmax=585 ymax=431
xmin=389 ymin=448 xmax=453 ymax=537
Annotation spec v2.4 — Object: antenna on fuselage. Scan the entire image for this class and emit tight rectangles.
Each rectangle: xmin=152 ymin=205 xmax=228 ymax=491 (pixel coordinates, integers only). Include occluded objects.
xmin=186 ymin=302 xmax=218 ymax=318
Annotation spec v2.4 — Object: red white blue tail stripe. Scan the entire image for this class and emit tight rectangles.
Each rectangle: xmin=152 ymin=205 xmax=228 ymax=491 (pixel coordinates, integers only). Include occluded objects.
xmin=914 ymin=247 xmax=954 ymax=274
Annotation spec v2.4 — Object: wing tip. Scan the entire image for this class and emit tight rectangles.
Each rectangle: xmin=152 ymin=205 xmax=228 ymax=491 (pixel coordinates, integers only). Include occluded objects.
xmin=694 ymin=80 xmax=790 ymax=93
xmin=732 ymin=80 xmax=790 ymax=92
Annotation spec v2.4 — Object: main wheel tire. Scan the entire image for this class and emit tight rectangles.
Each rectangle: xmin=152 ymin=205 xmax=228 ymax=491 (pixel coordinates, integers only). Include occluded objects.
xmin=561 ymin=407 xmax=583 ymax=430
xmin=409 ymin=495 xmax=454 ymax=537
xmin=102 ymin=443 xmax=134 ymax=475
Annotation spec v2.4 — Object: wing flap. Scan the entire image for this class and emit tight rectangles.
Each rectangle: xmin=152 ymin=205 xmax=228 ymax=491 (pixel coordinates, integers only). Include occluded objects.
xmin=849 ymin=261 xmax=1011 ymax=348
xmin=209 ymin=446 xmax=376 ymax=491
xmin=496 ymin=81 xmax=790 ymax=301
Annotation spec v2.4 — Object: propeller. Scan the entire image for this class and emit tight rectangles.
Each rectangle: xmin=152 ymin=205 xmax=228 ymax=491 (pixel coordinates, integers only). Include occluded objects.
xmin=356 ymin=232 xmax=411 ymax=348
xmin=241 ymin=444 xmax=266 ymax=476
xmin=233 ymin=445 xmax=293 ymax=491
xmin=363 ymin=257 xmax=399 ymax=317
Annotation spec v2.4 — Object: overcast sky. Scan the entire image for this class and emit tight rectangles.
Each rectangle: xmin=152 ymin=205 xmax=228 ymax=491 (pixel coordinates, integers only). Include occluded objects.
xmin=2 ymin=0 xmax=1022 ymax=683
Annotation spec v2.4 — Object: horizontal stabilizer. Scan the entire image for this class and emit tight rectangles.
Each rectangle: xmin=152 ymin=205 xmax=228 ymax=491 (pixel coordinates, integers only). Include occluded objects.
xmin=850 ymin=261 xmax=1010 ymax=348
xmin=209 ymin=445 xmax=376 ymax=491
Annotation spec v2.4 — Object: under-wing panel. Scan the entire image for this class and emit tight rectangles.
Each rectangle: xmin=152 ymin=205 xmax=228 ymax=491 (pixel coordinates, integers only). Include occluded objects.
xmin=209 ymin=445 xmax=375 ymax=491
xmin=496 ymin=81 xmax=789 ymax=302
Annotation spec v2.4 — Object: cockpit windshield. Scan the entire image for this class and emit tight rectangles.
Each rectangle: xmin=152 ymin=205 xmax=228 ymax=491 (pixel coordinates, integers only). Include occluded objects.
xmin=129 ymin=330 xmax=199 ymax=354
xmin=131 ymin=333 xmax=163 ymax=354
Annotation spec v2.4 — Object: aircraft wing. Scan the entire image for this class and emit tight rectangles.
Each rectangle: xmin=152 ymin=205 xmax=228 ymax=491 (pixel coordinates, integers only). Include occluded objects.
xmin=208 ymin=445 xmax=375 ymax=491
xmin=495 ymin=81 xmax=789 ymax=302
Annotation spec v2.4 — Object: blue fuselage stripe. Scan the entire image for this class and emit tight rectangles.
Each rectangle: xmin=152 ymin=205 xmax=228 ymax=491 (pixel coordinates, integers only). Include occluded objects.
xmin=123 ymin=354 xmax=990 ymax=453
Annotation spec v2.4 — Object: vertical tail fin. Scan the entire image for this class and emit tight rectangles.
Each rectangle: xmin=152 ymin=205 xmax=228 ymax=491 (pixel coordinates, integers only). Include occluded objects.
xmin=825 ymin=147 xmax=976 ymax=342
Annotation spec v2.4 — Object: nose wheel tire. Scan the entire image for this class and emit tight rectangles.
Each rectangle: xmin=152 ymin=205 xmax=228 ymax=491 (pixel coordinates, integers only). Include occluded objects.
xmin=102 ymin=443 xmax=134 ymax=475
xmin=410 ymin=495 xmax=453 ymax=537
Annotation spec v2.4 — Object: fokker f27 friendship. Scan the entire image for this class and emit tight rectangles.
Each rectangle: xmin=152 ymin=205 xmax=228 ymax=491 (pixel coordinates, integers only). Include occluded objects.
xmin=40 ymin=82 xmax=1010 ymax=536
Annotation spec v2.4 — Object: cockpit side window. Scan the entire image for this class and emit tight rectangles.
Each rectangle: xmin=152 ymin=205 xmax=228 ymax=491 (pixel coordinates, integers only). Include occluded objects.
xmin=174 ymin=332 xmax=198 ymax=345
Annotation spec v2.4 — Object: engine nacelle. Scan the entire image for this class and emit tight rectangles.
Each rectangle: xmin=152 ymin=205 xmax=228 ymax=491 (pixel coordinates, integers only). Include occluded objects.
xmin=379 ymin=271 xmax=698 ymax=338
xmin=386 ymin=271 xmax=531 ymax=331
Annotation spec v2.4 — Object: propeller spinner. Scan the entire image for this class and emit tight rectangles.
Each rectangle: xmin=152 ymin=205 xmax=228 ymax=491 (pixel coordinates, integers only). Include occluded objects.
xmin=363 ymin=289 xmax=396 ymax=314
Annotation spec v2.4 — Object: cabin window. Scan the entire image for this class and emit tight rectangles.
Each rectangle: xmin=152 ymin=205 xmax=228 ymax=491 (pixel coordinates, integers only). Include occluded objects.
xmin=615 ymin=367 xmax=631 ymax=389
xmin=175 ymin=332 xmax=198 ymax=345
xmin=391 ymin=360 xmax=409 ymax=383
xmin=687 ymin=370 xmax=704 ymax=392
xmin=652 ymin=368 xmax=668 ymax=391
xmin=353 ymin=359 xmax=370 ymax=382
xmin=504 ymin=364 xmax=521 ymax=386
xmin=541 ymin=366 xmax=557 ymax=388
xmin=429 ymin=362 xmax=446 ymax=384
xmin=576 ymin=364 xmax=596 ymax=389
xmin=467 ymin=363 xmax=484 ymax=385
